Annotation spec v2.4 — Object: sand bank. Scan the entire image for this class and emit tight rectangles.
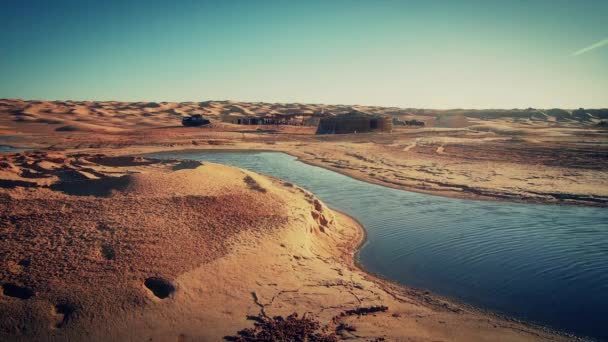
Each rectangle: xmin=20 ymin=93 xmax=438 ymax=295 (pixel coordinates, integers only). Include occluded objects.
xmin=0 ymin=152 xmax=570 ymax=341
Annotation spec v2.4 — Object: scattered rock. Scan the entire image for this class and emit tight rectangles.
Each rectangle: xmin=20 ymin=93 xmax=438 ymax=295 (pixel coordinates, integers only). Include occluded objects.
xmin=313 ymin=199 xmax=323 ymax=211
xmin=341 ymin=305 xmax=388 ymax=317
xmin=171 ymin=159 xmax=203 ymax=171
xmin=244 ymin=175 xmax=266 ymax=193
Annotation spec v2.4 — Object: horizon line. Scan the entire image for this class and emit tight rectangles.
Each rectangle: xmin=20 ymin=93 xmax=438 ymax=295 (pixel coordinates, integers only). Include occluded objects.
xmin=1 ymin=97 xmax=607 ymax=111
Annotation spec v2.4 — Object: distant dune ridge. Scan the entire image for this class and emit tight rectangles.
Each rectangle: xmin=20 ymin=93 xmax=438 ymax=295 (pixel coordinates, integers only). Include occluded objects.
xmin=1 ymin=99 xmax=606 ymax=134
xmin=1 ymin=98 xmax=606 ymax=207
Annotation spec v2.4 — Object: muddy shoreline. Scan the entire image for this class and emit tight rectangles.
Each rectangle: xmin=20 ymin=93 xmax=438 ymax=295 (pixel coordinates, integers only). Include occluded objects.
xmin=129 ymin=145 xmax=608 ymax=207
xmin=342 ymin=209 xmax=578 ymax=341
xmin=141 ymin=148 xmax=582 ymax=340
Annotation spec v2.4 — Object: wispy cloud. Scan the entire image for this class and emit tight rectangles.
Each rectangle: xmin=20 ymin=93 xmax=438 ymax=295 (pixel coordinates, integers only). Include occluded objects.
xmin=572 ymin=39 xmax=608 ymax=56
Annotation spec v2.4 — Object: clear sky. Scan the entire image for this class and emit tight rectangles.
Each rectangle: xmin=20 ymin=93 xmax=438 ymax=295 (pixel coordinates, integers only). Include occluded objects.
xmin=1 ymin=0 xmax=607 ymax=108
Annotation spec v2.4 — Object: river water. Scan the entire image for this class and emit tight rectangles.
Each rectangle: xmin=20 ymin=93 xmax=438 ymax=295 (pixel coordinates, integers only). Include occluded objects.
xmin=0 ymin=145 xmax=31 ymax=152
xmin=149 ymin=150 xmax=608 ymax=341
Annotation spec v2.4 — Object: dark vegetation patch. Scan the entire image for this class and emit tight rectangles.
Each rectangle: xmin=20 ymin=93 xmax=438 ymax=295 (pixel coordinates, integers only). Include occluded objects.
xmin=224 ymin=313 xmax=338 ymax=342
xmin=171 ymin=159 xmax=203 ymax=171
xmin=335 ymin=323 xmax=357 ymax=337
xmin=2 ymin=283 xmax=34 ymax=299
xmin=244 ymin=175 xmax=267 ymax=193
xmin=228 ymin=307 xmax=391 ymax=341
xmin=341 ymin=305 xmax=388 ymax=317
xmin=144 ymin=277 xmax=175 ymax=299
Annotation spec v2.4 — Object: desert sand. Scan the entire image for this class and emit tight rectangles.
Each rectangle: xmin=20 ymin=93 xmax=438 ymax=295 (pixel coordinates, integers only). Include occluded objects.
xmin=0 ymin=152 xmax=570 ymax=341
xmin=1 ymin=99 xmax=605 ymax=340
xmin=1 ymin=99 xmax=606 ymax=206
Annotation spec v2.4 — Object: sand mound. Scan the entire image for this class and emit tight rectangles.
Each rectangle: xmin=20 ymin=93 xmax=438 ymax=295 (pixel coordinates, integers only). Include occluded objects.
xmin=0 ymin=153 xmax=293 ymax=340
xmin=48 ymin=165 xmax=268 ymax=198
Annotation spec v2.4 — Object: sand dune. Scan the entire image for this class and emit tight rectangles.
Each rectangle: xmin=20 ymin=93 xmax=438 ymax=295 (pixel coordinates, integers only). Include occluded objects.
xmin=0 ymin=153 xmax=289 ymax=340
xmin=2 ymin=99 xmax=604 ymax=137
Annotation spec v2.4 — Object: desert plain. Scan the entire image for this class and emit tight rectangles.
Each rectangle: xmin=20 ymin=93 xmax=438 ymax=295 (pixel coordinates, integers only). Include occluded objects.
xmin=1 ymin=99 xmax=606 ymax=341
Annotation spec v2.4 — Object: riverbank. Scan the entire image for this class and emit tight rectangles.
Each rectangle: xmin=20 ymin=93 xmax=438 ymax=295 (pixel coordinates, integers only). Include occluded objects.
xmin=0 ymin=152 xmax=570 ymax=341
xmin=19 ymin=138 xmax=605 ymax=207
xmin=141 ymin=144 xmax=608 ymax=207
xmin=1 ymin=102 xmax=606 ymax=208
xmin=144 ymin=149 xmax=608 ymax=340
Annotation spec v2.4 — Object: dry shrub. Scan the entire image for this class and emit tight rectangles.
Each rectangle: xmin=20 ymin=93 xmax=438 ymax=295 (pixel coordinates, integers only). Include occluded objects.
xmin=224 ymin=313 xmax=338 ymax=342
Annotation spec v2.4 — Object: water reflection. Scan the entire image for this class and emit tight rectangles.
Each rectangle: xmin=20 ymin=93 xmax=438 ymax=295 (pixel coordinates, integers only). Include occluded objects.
xmin=149 ymin=150 xmax=608 ymax=340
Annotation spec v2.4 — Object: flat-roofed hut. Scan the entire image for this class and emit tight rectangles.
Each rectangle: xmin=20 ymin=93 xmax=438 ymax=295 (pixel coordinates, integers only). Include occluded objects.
xmin=316 ymin=111 xmax=392 ymax=134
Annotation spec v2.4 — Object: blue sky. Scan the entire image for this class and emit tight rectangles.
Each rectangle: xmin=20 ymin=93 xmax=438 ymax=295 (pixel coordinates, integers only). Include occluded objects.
xmin=1 ymin=0 xmax=606 ymax=108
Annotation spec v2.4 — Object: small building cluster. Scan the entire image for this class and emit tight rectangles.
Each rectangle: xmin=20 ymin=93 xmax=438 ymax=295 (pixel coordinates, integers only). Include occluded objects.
xmin=316 ymin=111 xmax=392 ymax=134
xmin=221 ymin=113 xmax=322 ymax=126
xmin=183 ymin=108 xmax=396 ymax=134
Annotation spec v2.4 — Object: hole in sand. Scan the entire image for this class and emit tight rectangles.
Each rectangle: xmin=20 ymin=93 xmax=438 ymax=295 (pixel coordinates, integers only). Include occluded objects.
xmin=144 ymin=277 xmax=175 ymax=299
xmin=101 ymin=244 xmax=116 ymax=260
xmin=2 ymin=283 xmax=34 ymax=299
xmin=18 ymin=259 xmax=31 ymax=267
xmin=53 ymin=303 xmax=75 ymax=328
